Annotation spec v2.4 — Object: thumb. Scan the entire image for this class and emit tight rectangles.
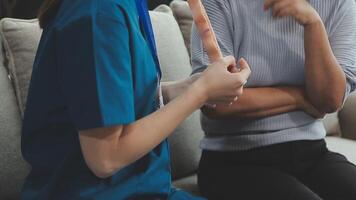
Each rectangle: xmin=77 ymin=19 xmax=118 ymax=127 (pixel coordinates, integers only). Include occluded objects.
xmin=220 ymin=56 xmax=236 ymax=69
xmin=237 ymin=58 xmax=251 ymax=81
xmin=238 ymin=58 xmax=249 ymax=70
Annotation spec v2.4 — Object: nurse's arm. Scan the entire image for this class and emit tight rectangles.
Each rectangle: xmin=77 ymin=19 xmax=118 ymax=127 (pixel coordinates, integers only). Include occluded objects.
xmin=79 ymin=83 xmax=206 ymax=178
xmin=78 ymin=56 xmax=249 ymax=179
xmin=161 ymin=73 xmax=201 ymax=104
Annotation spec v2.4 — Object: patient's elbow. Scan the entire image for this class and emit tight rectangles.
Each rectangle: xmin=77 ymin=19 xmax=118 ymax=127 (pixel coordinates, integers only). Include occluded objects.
xmin=318 ymin=96 xmax=344 ymax=113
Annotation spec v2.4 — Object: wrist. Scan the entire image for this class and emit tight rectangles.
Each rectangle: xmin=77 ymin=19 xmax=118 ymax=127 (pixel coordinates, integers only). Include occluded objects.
xmin=303 ymin=13 xmax=322 ymax=28
xmin=190 ymin=79 xmax=209 ymax=107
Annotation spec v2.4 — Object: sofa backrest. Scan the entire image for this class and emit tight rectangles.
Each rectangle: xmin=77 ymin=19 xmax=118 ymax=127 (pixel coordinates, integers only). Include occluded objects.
xmin=339 ymin=92 xmax=356 ymax=140
xmin=0 ymin=26 xmax=29 ymax=200
xmin=151 ymin=5 xmax=204 ymax=179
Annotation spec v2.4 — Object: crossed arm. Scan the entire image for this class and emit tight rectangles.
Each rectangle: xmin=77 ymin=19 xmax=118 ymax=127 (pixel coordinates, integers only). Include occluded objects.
xmin=202 ymin=87 xmax=323 ymax=119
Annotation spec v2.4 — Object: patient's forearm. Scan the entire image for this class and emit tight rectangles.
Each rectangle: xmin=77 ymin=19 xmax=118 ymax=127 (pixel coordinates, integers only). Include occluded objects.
xmin=304 ymin=19 xmax=346 ymax=113
xmin=202 ymin=87 xmax=304 ymax=119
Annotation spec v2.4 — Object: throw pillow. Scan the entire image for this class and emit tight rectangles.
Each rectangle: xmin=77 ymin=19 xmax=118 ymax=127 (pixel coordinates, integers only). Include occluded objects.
xmin=0 ymin=32 xmax=30 ymax=200
xmin=323 ymin=113 xmax=342 ymax=136
xmin=170 ymin=0 xmax=193 ymax=55
xmin=0 ymin=18 xmax=42 ymax=117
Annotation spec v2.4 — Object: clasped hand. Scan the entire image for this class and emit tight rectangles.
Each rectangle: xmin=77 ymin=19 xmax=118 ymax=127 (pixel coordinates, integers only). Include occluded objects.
xmin=264 ymin=0 xmax=321 ymax=26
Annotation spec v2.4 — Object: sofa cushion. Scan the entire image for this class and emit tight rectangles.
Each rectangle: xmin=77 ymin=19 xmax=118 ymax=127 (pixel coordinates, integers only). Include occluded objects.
xmin=0 ymin=18 xmax=42 ymax=117
xmin=339 ymin=92 xmax=356 ymax=140
xmin=0 ymin=36 xmax=30 ymax=200
xmin=173 ymin=175 xmax=199 ymax=195
xmin=325 ymin=136 xmax=356 ymax=164
xmin=323 ymin=113 xmax=342 ymax=136
xmin=150 ymin=6 xmax=204 ymax=179
xmin=170 ymin=0 xmax=193 ymax=55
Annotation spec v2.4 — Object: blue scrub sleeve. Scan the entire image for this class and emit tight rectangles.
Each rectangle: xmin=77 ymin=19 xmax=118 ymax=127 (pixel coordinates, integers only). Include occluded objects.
xmin=56 ymin=12 xmax=135 ymax=130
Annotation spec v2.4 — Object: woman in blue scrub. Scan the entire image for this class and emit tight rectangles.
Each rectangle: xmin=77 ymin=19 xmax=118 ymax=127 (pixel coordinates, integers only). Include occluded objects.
xmin=21 ymin=0 xmax=251 ymax=199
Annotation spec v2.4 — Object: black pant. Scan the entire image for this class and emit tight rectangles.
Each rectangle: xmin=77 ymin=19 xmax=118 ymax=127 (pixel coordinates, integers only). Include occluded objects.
xmin=0 ymin=0 xmax=16 ymax=18
xmin=198 ymin=140 xmax=356 ymax=200
xmin=12 ymin=0 xmax=43 ymax=19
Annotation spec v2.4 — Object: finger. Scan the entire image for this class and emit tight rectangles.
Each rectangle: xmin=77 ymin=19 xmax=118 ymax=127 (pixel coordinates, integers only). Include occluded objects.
xmin=204 ymin=103 xmax=217 ymax=108
xmin=235 ymin=87 xmax=243 ymax=97
xmin=228 ymin=60 xmax=238 ymax=73
xmin=235 ymin=58 xmax=251 ymax=84
xmin=221 ymin=56 xmax=236 ymax=69
xmin=229 ymin=65 xmax=239 ymax=73
xmin=210 ymin=96 xmax=239 ymax=103
xmin=264 ymin=0 xmax=281 ymax=11
xmin=277 ymin=6 xmax=294 ymax=18
xmin=207 ymin=101 xmax=229 ymax=106
xmin=272 ymin=1 xmax=290 ymax=17
xmin=312 ymin=109 xmax=326 ymax=119
xmin=208 ymin=95 xmax=240 ymax=104
xmin=238 ymin=57 xmax=250 ymax=70
xmin=305 ymin=104 xmax=325 ymax=119
xmin=214 ymin=102 xmax=235 ymax=108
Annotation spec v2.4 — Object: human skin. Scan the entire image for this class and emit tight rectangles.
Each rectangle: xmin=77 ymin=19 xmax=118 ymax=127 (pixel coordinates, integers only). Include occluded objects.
xmin=188 ymin=0 xmax=246 ymax=107
xmin=203 ymin=0 xmax=346 ymax=119
xmin=79 ymin=56 xmax=251 ymax=178
xmin=78 ymin=0 xmax=254 ymax=179
xmin=188 ymin=0 xmax=222 ymax=63
xmin=264 ymin=0 xmax=347 ymax=113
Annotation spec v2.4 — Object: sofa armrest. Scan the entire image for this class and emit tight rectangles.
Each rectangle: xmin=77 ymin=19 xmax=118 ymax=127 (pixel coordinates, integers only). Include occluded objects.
xmin=339 ymin=92 xmax=356 ymax=140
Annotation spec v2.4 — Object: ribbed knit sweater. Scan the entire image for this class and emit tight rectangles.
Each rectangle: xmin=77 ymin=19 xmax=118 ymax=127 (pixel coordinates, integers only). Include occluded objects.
xmin=191 ymin=0 xmax=356 ymax=151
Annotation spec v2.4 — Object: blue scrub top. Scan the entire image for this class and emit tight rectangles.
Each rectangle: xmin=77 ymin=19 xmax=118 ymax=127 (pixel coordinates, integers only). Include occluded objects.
xmin=21 ymin=0 xmax=204 ymax=199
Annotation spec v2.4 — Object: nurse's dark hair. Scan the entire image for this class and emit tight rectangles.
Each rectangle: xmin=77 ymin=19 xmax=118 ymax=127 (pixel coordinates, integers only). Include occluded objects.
xmin=38 ymin=0 xmax=61 ymax=28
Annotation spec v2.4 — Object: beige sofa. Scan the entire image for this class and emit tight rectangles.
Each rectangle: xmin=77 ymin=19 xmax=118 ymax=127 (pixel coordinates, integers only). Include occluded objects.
xmin=0 ymin=1 xmax=355 ymax=199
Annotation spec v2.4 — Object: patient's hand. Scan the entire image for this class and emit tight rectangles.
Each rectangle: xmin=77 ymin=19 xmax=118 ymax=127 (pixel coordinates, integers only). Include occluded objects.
xmin=264 ymin=0 xmax=321 ymax=27
xmin=295 ymin=88 xmax=326 ymax=119
xmin=302 ymin=100 xmax=326 ymax=119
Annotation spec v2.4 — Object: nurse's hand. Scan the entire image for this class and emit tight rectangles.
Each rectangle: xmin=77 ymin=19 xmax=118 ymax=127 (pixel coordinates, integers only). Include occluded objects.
xmin=195 ymin=56 xmax=251 ymax=106
xmin=264 ymin=0 xmax=321 ymax=27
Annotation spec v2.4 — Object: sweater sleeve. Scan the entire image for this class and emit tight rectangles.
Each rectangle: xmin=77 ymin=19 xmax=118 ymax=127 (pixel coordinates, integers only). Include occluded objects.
xmin=329 ymin=0 xmax=356 ymax=101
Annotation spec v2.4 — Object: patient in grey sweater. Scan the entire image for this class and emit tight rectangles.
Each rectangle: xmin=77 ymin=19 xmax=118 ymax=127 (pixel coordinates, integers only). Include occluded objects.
xmin=191 ymin=0 xmax=356 ymax=199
